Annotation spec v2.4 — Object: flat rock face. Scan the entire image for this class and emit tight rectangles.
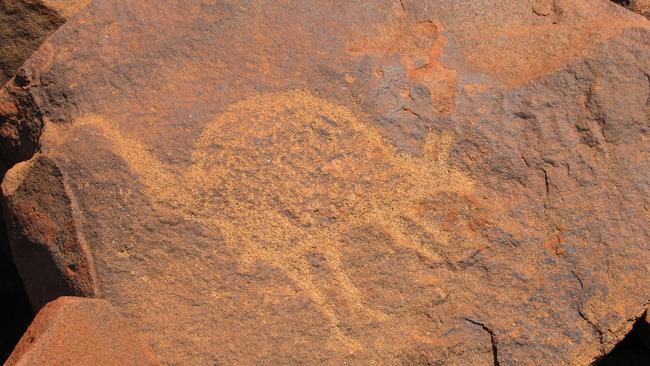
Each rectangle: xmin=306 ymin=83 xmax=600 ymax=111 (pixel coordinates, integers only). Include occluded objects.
xmin=0 ymin=0 xmax=649 ymax=364
xmin=5 ymin=296 xmax=159 ymax=365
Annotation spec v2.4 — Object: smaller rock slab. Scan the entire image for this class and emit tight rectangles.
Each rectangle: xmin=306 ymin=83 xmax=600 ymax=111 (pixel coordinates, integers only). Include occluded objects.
xmin=4 ymin=296 xmax=159 ymax=366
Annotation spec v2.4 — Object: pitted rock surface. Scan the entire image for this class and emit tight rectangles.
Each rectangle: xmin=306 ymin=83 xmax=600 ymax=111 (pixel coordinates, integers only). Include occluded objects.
xmin=0 ymin=0 xmax=649 ymax=364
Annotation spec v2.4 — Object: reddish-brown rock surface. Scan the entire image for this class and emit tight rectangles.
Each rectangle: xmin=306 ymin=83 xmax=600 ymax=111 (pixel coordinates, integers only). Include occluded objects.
xmin=0 ymin=0 xmax=649 ymax=364
xmin=0 ymin=1 xmax=89 ymax=86
xmin=4 ymin=296 xmax=158 ymax=365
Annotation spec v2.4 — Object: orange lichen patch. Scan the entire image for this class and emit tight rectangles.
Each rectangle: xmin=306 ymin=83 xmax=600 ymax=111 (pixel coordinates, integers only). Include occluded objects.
xmin=49 ymin=90 xmax=476 ymax=347
xmin=347 ymin=19 xmax=457 ymax=115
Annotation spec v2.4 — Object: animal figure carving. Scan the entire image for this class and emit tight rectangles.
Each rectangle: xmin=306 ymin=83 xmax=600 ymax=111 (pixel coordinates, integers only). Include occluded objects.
xmin=54 ymin=90 xmax=478 ymax=346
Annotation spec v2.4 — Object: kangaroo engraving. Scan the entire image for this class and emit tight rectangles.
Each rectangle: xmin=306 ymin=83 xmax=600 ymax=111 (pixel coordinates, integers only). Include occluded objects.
xmin=55 ymin=90 xmax=476 ymax=346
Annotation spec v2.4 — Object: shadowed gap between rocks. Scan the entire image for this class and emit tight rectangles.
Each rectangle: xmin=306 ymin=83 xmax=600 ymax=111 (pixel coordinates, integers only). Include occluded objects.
xmin=0 ymin=86 xmax=41 ymax=361
xmin=610 ymin=0 xmax=650 ymax=19
xmin=0 ymin=1 xmax=73 ymax=359
xmin=0 ymin=218 xmax=33 ymax=363
xmin=594 ymin=311 xmax=650 ymax=365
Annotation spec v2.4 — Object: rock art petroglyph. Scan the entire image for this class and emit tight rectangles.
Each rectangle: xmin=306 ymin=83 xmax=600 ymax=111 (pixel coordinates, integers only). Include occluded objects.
xmin=2 ymin=1 xmax=649 ymax=364
xmin=46 ymin=90 xmax=477 ymax=346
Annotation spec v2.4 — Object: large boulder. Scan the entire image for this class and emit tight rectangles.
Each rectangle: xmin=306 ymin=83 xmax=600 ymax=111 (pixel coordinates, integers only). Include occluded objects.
xmin=0 ymin=0 xmax=648 ymax=364
xmin=4 ymin=296 xmax=159 ymax=365
xmin=0 ymin=0 xmax=89 ymax=86
xmin=0 ymin=4 xmax=89 ymax=359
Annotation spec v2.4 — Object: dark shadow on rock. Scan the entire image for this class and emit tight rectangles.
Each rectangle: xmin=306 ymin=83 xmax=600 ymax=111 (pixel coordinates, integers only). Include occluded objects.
xmin=611 ymin=0 xmax=632 ymax=6
xmin=0 ymin=218 xmax=33 ymax=363
xmin=594 ymin=312 xmax=650 ymax=366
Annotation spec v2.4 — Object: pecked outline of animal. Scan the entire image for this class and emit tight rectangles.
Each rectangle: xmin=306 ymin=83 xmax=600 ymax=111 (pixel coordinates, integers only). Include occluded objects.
xmin=53 ymin=90 xmax=476 ymax=346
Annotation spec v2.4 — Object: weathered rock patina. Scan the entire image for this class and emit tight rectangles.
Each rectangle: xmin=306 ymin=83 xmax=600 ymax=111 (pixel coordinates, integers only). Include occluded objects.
xmin=1 ymin=0 xmax=649 ymax=364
